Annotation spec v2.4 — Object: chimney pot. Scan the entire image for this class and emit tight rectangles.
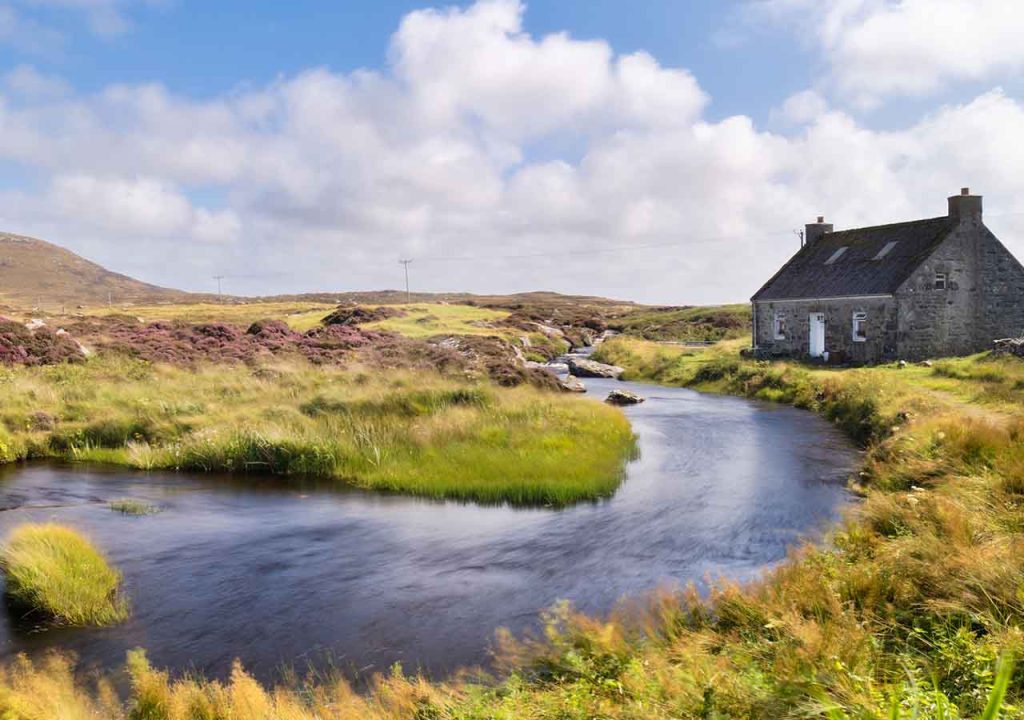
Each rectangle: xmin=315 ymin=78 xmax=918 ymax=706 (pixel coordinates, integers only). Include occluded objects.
xmin=817 ymin=216 xmax=824 ymax=223
xmin=961 ymin=187 xmax=970 ymax=196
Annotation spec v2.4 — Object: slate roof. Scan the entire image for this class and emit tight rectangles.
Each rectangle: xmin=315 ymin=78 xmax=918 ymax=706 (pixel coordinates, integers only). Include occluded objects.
xmin=752 ymin=216 xmax=958 ymax=301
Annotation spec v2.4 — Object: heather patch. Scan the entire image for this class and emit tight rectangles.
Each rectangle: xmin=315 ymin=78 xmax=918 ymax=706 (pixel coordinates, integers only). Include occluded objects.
xmin=322 ymin=305 xmax=405 ymax=326
xmin=68 ymin=316 xmax=380 ymax=365
xmin=0 ymin=319 xmax=84 ymax=367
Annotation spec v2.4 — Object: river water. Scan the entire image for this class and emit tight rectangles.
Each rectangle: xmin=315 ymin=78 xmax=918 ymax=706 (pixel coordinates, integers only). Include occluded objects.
xmin=0 ymin=376 xmax=858 ymax=682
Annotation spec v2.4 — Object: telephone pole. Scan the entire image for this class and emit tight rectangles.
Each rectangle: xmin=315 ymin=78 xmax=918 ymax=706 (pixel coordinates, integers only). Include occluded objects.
xmin=398 ymin=259 xmax=412 ymax=303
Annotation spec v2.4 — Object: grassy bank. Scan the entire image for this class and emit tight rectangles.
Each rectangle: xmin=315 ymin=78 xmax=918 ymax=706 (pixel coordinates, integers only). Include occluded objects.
xmin=3 ymin=339 xmax=1024 ymax=717
xmin=0 ymin=355 xmax=634 ymax=505
xmin=1 ymin=523 xmax=126 ymax=626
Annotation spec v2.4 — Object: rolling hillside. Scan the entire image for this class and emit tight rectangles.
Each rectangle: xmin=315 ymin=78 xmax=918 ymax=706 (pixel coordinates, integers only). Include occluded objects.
xmin=0 ymin=232 xmax=190 ymax=309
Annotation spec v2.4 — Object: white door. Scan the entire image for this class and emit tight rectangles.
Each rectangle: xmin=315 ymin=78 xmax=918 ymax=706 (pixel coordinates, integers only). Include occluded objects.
xmin=809 ymin=313 xmax=826 ymax=357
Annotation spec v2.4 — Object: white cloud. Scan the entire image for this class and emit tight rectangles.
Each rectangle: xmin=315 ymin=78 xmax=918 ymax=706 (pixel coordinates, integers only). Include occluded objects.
xmin=16 ymin=174 xmax=237 ymax=247
xmin=1 ymin=0 xmax=1024 ymax=302
xmin=771 ymin=89 xmax=828 ymax=127
xmin=747 ymin=0 xmax=1024 ymax=106
xmin=3 ymin=64 xmax=71 ymax=98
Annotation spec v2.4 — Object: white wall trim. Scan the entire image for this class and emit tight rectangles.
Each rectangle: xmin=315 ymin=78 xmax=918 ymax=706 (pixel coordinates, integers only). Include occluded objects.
xmin=754 ymin=294 xmax=893 ymax=304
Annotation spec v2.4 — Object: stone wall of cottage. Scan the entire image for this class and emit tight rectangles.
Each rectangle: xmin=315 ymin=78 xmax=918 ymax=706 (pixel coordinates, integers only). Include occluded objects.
xmin=753 ymin=297 xmax=898 ymax=363
xmin=895 ymin=222 xmax=1024 ymax=360
xmin=976 ymin=227 xmax=1024 ymax=344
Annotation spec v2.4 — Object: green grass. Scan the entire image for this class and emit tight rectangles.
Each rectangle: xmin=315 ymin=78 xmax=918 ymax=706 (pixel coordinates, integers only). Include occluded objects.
xmin=108 ymin=498 xmax=160 ymax=515
xmin=360 ymin=302 xmax=512 ymax=338
xmin=83 ymin=300 xmax=337 ymax=331
xmin=0 ymin=355 xmax=635 ymax=506
xmin=608 ymin=303 xmax=751 ymax=341
xmin=1 ymin=523 xmax=127 ymax=626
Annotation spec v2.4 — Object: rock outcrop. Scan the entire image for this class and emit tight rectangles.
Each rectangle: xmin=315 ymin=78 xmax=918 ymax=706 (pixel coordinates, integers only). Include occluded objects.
xmin=559 ymin=375 xmax=586 ymax=393
xmin=567 ymin=357 xmax=624 ymax=379
xmin=605 ymin=389 xmax=644 ymax=405
xmin=993 ymin=337 xmax=1024 ymax=358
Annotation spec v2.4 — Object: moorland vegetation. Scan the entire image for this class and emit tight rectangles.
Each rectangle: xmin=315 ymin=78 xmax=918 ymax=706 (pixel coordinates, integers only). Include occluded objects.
xmin=2 ymin=297 xmax=1021 ymax=716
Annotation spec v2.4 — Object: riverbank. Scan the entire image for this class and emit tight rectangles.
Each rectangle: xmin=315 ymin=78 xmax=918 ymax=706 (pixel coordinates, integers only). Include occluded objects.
xmin=0 ymin=355 xmax=634 ymax=506
xmin=3 ymin=339 xmax=1024 ymax=717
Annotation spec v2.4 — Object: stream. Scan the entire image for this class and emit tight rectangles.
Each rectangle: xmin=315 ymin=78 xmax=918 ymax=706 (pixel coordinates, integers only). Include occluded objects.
xmin=0 ymin=375 xmax=858 ymax=682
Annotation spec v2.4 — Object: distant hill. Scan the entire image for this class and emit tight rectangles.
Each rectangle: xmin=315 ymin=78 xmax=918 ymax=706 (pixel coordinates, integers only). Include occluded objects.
xmin=0 ymin=232 xmax=192 ymax=309
xmin=258 ymin=290 xmax=639 ymax=309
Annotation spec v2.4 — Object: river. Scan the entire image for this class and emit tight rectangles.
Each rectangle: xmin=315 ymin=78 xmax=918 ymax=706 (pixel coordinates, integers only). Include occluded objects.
xmin=0 ymin=376 xmax=858 ymax=682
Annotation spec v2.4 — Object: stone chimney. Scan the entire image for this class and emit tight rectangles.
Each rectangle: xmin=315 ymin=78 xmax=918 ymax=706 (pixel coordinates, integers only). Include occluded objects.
xmin=948 ymin=187 xmax=982 ymax=223
xmin=805 ymin=216 xmax=833 ymax=246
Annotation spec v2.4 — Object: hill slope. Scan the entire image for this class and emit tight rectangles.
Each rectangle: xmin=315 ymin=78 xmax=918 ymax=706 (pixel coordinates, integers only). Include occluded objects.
xmin=0 ymin=232 xmax=189 ymax=308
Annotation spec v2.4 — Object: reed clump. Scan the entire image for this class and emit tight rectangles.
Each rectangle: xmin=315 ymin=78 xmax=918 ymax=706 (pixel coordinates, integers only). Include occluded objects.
xmin=108 ymin=498 xmax=160 ymax=515
xmin=1 ymin=523 xmax=127 ymax=626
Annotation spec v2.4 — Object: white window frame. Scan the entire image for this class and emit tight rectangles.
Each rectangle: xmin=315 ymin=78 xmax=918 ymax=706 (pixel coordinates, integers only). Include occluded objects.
xmin=852 ymin=311 xmax=867 ymax=342
xmin=773 ymin=312 xmax=787 ymax=340
xmin=934 ymin=272 xmax=948 ymax=290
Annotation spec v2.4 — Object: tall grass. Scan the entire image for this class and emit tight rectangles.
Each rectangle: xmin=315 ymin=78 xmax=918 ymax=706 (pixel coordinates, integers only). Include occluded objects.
xmin=0 ymin=356 xmax=635 ymax=505
xmin=1 ymin=523 xmax=127 ymax=626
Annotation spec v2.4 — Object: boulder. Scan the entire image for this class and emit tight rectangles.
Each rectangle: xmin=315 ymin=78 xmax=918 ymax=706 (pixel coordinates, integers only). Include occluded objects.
xmin=993 ymin=337 xmax=1024 ymax=358
xmin=559 ymin=375 xmax=587 ymax=393
xmin=605 ymin=389 xmax=644 ymax=406
xmin=567 ymin=357 xmax=624 ymax=379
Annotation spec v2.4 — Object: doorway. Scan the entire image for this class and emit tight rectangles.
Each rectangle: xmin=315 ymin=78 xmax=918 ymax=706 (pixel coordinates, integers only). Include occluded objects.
xmin=809 ymin=313 xmax=826 ymax=357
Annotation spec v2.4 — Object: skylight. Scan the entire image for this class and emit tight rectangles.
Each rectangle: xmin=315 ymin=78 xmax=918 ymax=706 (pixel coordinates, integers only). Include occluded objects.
xmin=824 ymin=247 xmax=848 ymax=265
xmin=873 ymin=241 xmax=898 ymax=260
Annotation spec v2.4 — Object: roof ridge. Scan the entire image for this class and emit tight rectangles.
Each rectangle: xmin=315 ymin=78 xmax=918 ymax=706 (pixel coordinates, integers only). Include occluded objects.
xmin=829 ymin=215 xmax=952 ymax=236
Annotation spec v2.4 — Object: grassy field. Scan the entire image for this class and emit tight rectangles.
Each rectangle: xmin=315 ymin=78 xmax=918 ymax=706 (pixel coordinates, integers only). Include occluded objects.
xmin=608 ymin=303 xmax=751 ymax=342
xmin=361 ymin=302 xmax=512 ymax=338
xmin=0 ymin=355 xmax=634 ymax=505
xmin=3 ymin=340 xmax=1024 ymax=716
xmin=81 ymin=300 xmax=338 ymax=332
xmin=1 ymin=523 xmax=126 ymax=626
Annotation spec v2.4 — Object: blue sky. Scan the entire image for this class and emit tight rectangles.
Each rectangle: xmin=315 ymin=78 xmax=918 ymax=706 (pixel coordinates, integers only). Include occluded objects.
xmin=1 ymin=0 xmax=1024 ymax=303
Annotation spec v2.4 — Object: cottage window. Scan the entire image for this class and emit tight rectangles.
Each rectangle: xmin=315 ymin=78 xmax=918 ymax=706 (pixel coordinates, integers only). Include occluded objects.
xmin=873 ymin=241 xmax=898 ymax=260
xmin=773 ymin=312 xmax=787 ymax=340
xmin=852 ymin=312 xmax=867 ymax=342
xmin=824 ymin=247 xmax=848 ymax=265
xmin=934 ymin=272 xmax=947 ymax=290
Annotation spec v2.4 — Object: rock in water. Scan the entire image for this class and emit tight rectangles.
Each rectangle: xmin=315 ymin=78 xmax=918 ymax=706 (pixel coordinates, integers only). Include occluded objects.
xmin=559 ymin=375 xmax=587 ymax=393
xmin=605 ymin=389 xmax=644 ymax=406
xmin=567 ymin=357 xmax=625 ymax=379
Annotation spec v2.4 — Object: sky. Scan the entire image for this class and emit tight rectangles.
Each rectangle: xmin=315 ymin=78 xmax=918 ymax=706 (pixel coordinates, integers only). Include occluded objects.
xmin=2 ymin=0 xmax=1024 ymax=304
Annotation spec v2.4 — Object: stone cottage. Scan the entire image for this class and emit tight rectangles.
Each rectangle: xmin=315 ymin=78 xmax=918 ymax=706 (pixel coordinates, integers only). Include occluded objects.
xmin=751 ymin=189 xmax=1024 ymax=363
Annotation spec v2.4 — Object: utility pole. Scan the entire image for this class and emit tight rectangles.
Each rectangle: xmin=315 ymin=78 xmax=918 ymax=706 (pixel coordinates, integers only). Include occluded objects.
xmin=213 ymin=275 xmax=225 ymax=301
xmin=398 ymin=259 xmax=412 ymax=303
